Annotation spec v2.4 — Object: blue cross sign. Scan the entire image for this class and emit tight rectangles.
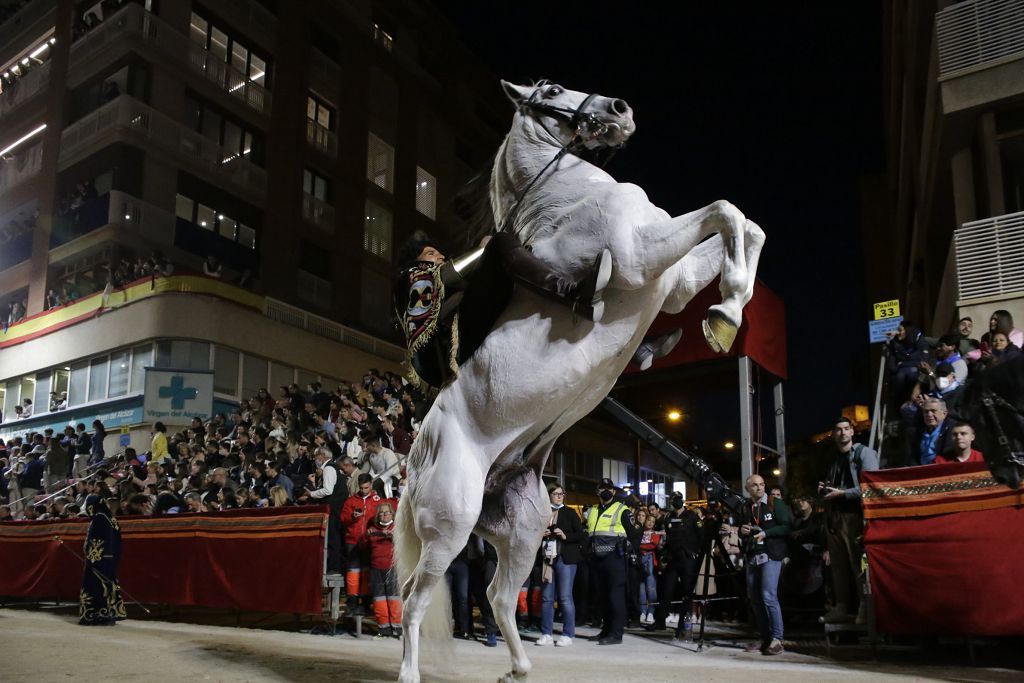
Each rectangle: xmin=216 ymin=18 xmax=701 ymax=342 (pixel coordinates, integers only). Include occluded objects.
xmin=158 ymin=375 xmax=199 ymax=409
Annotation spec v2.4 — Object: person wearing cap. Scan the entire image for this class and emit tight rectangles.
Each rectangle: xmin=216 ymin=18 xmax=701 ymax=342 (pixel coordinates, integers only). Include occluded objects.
xmin=586 ymin=477 xmax=638 ymax=645
xmin=393 ymin=230 xmax=612 ymax=390
xmin=18 ymin=445 xmax=47 ymax=515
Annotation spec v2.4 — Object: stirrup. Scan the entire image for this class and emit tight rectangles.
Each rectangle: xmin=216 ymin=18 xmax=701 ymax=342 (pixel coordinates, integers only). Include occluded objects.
xmin=572 ymin=249 xmax=612 ymax=323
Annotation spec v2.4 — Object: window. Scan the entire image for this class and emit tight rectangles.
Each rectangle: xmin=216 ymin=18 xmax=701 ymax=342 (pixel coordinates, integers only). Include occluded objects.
xmin=108 ymin=351 xmax=129 ymax=398
xmin=33 ymin=370 xmax=51 ymax=414
xmin=53 ymin=367 xmax=69 ymax=399
xmin=307 ymin=95 xmax=332 ymax=130
xmin=367 ymin=133 xmax=394 ymax=192
xmin=186 ymin=95 xmax=261 ymax=164
xmin=88 ymin=357 xmax=108 ymax=402
xmin=68 ymin=362 xmax=88 ymax=407
xmin=241 ymin=354 xmax=268 ymax=399
xmin=303 ymin=169 xmax=330 ymax=202
xmin=176 ymin=191 xmax=258 ymax=250
xmin=2 ymin=381 xmax=15 ymax=422
xmin=156 ymin=341 xmax=210 ymax=370
xmin=270 ymin=363 xmax=293 ymax=392
xmin=196 ymin=203 xmax=216 ymax=230
xmin=214 ymin=346 xmax=239 ymax=395
xmin=296 ymin=369 xmax=319 ymax=389
xmin=373 ymin=22 xmax=394 ymax=52
xmin=175 ymin=194 xmax=194 ymax=222
xmin=363 ymin=200 xmax=393 ymax=260
xmin=190 ymin=11 xmax=270 ymax=87
xmin=415 ymin=166 xmax=436 ymax=219
xmin=130 ymin=344 xmax=151 ymax=393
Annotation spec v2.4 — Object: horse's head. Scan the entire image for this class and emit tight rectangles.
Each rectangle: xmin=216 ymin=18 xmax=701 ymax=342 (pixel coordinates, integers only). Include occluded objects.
xmin=501 ymin=80 xmax=636 ymax=150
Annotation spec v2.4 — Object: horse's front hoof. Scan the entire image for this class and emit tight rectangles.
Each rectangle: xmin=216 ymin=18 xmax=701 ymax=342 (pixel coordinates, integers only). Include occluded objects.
xmin=497 ymin=672 xmax=528 ymax=683
xmin=702 ymin=310 xmax=738 ymax=354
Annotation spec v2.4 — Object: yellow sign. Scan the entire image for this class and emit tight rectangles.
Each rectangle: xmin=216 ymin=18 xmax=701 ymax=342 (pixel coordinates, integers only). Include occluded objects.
xmin=873 ymin=299 xmax=900 ymax=320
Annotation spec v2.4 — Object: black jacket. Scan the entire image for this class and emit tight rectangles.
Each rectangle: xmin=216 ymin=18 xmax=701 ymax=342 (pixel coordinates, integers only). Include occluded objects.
xmin=546 ymin=506 xmax=585 ymax=565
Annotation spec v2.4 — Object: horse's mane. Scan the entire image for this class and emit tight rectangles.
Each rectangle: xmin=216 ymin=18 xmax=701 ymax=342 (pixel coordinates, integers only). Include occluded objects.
xmin=452 ymin=152 xmax=499 ymax=252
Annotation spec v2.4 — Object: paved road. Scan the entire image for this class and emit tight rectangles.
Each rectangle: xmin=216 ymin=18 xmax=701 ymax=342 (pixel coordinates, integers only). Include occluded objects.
xmin=1 ymin=608 xmax=1018 ymax=682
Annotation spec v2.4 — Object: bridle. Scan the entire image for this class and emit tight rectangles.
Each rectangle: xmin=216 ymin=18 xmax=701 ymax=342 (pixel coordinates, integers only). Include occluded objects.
xmin=499 ymin=82 xmax=626 ymax=236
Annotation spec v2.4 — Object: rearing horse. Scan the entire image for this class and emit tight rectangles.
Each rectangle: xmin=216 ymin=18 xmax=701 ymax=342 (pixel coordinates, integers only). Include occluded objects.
xmin=395 ymin=80 xmax=765 ymax=683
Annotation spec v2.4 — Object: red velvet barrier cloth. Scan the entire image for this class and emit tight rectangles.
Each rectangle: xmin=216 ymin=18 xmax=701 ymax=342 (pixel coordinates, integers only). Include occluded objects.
xmin=622 ymin=277 xmax=787 ymax=379
xmin=0 ymin=506 xmax=328 ymax=614
xmin=862 ymin=464 xmax=1024 ymax=635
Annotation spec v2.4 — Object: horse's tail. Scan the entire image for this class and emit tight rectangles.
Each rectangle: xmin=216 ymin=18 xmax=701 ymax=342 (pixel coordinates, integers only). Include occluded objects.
xmin=394 ymin=491 xmax=453 ymax=650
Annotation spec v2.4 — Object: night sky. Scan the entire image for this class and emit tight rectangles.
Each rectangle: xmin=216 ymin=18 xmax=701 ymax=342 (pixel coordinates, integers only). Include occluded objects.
xmin=437 ymin=3 xmax=884 ymax=441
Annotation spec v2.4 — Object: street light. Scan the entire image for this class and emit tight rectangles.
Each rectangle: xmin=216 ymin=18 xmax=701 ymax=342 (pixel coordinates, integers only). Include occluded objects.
xmin=723 ymin=441 xmax=735 ymax=450
xmin=667 ymin=410 xmax=682 ymax=422
xmin=771 ymin=468 xmax=781 ymax=476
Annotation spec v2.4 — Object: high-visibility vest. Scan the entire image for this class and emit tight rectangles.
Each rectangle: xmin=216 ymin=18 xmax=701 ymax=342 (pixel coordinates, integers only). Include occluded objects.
xmin=586 ymin=501 xmax=628 ymax=537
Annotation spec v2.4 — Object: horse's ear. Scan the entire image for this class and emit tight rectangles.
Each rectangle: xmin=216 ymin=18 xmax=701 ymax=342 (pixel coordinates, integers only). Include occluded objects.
xmin=500 ymin=80 xmax=530 ymax=105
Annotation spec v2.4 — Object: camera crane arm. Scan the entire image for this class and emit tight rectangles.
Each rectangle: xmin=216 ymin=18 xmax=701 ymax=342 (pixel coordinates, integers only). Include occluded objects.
xmin=600 ymin=396 xmax=749 ymax=518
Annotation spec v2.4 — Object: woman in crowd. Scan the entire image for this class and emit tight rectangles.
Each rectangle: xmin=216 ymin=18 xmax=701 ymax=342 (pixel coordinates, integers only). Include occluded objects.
xmin=366 ymin=502 xmax=402 ymax=638
xmin=535 ymin=482 xmax=583 ymax=647
xmin=886 ymin=323 xmax=930 ymax=403
xmin=979 ymin=330 xmax=1022 ymax=369
xmin=638 ymin=514 xmax=664 ymax=624
xmin=268 ymin=485 xmax=290 ymax=507
xmin=78 ymin=495 xmax=126 ymax=625
xmin=91 ymin=419 xmax=106 ymax=465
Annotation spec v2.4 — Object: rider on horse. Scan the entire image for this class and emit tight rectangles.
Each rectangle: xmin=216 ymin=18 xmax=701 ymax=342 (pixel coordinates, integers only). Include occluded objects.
xmin=394 ymin=231 xmax=611 ymax=390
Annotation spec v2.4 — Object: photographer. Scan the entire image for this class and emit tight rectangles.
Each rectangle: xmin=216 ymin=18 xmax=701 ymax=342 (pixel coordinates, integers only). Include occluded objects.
xmin=820 ymin=416 xmax=878 ymax=625
xmin=647 ymin=492 xmax=703 ymax=634
xmin=738 ymin=474 xmax=791 ymax=655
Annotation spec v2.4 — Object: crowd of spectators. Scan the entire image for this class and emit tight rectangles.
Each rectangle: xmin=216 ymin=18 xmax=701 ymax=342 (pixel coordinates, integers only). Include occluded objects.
xmin=0 ymin=318 xmax=1005 ymax=648
xmin=885 ymin=309 xmax=1017 ymax=468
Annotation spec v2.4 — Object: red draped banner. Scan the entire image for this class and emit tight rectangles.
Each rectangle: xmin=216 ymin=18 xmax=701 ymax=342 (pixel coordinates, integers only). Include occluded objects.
xmin=862 ymin=464 xmax=1024 ymax=635
xmin=0 ymin=506 xmax=328 ymax=614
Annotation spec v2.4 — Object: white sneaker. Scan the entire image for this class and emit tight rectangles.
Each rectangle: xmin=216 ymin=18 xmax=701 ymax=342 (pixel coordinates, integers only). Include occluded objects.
xmin=640 ymin=613 xmax=649 ymax=624
xmin=666 ymin=613 xmax=679 ymax=626
xmin=555 ymin=635 xmax=573 ymax=647
xmin=534 ymin=634 xmax=553 ymax=646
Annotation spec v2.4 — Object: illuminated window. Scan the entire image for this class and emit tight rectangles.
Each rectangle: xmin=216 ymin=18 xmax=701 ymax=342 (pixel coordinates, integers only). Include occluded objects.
xmin=363 ymin=200 xmax=392 ymax=260
xmin=303 ymin=169 xmax=330 ymax=202
xmin=415 ymin=166 xmax=436 ymax=219
xmin=367 ymin=133 xmax=394 ymax=193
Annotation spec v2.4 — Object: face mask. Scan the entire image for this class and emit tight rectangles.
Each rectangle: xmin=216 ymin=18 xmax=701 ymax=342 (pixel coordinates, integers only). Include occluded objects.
xmin=598 ymin=489 xmax=614 ymax=502
xmin=937 ymin=376 xmax=951 ymax=390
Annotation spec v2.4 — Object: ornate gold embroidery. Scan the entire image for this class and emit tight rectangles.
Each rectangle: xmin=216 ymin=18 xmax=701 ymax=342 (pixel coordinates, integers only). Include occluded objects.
xmin=85 ymin=539 xmax=104 ymax=564
xmin=862 ymin=475 xmax=997 ymax=499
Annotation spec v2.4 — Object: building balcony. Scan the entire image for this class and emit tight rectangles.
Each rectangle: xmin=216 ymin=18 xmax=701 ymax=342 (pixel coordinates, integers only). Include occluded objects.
xmin=0 ymin=1 xmax=55 ymax=56
xmin=301 ymin=193 xmax=335 ymax=232
xmin=0 ymin=60 xmax=49 ymax=121
xmin=306 ymin=119 xmax=337 ymax=157
xmin=955 ymin=210 xmax=1024 ymax=305
xmin=0 ymin=140 xmax=42 ymax=195
xmin=59 ymin=95 xmax=267 ymax=202
xmin=937 ymin=0 xmax=1024 ymax=79
xmin=68 ymin=3 xmax=271 ymax=116
xmin=49 ymin=190 xmax=176 ymax=252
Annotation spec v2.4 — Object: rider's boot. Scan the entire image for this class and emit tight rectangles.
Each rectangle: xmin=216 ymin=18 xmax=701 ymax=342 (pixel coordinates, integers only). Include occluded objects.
xmin=494 ymin=232 xmax=613 ymax=323
xmin=632 ymin=329 xmax=683 ymax=371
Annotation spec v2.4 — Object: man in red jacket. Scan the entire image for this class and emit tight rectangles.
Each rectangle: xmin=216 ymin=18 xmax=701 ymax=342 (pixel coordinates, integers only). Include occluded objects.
xmin=935 ymin=422 xmax=985 ymax=464
xmin=340 ymin=473 xmax=381 ymax=615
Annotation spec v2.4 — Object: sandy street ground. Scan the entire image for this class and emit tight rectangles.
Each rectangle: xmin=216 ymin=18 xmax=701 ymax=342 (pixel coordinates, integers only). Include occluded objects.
xmin=1 ymin=607 xmax=1019 ymax=683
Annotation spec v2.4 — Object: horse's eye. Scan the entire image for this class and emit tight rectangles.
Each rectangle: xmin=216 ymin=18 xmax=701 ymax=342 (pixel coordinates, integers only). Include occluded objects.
xmin=547 ymin=86 xmax=562 ymax=97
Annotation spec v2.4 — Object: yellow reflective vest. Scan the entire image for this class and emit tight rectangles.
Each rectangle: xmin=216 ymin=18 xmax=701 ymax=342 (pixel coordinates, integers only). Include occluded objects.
xmin=586 ymin=501 xmax=628 ymax=537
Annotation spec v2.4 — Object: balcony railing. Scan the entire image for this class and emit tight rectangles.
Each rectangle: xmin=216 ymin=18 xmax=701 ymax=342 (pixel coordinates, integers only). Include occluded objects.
xmin=0 ymin=141 xmax=42 ymax=194
xmin=301 ymin=193 xmax=335 ymax=232
xmin=69 ymin=3 xmax=271 ymax=115
xmin=263 ymin=297 xmax=404 ymax=362
xmin=306 ymin=119 xmax=337 ymax=157
xmin=59 ymin=95 xmax=267 ymax=199
xmin=937 ymin=0 xmax=1024 ymax=78
xmin=0 ymin=60 xmax=50 ymax=119
xmin=955 ymin=210 xmax=1024 ymax=302
xmin=49 ymin=190 xmax=176 ymax=249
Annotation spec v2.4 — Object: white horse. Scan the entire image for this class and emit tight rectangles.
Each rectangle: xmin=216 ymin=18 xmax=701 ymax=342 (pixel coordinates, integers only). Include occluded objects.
xmin=395 ymin=80 xmax=764 ymax=683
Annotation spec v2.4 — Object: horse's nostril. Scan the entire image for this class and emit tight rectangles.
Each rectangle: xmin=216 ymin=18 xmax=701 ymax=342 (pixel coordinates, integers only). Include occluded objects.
xmin=611 ymin=99 xmax=629 ymax=115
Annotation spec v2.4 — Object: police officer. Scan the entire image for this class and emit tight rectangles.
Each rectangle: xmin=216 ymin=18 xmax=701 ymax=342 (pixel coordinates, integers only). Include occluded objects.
xmin=586 ymin=477 xmax=638 ymax=645
xmin=647 ymin=492 xmax=704 ymax=632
